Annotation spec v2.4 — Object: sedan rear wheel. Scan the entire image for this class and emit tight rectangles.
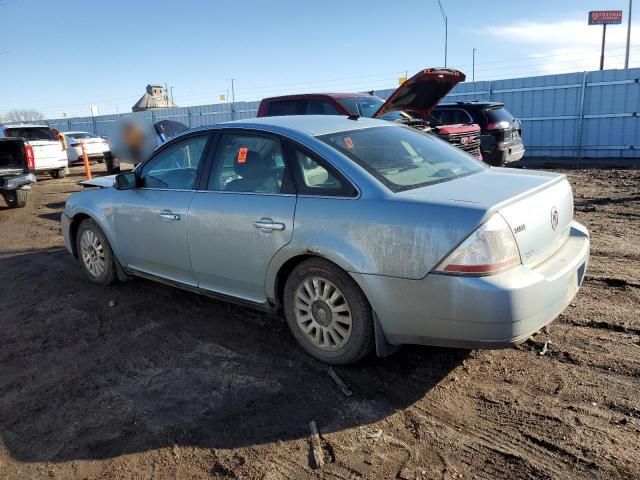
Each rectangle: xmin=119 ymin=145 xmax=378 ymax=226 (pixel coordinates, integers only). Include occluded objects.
xmin=283 ymin=258 xmax=374 ymax=364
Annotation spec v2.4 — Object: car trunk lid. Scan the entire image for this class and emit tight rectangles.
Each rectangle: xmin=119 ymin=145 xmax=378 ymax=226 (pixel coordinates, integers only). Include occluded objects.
xmin=373 ymin=68 xmax=465 ymax=120
xmin=396 ymin=168 xmax=574 ymax=265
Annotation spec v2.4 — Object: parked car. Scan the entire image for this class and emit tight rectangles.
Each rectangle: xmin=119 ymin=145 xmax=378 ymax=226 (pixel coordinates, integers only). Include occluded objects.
xmin=432 ymin=101 xmax=525 ymax=166
xmin=61 ymin=116 xmax=589 ymax=365
xmin=61 ymin=131 xmax=110 ymax=165
xmin=0 ymin=124 xmax=67 ymax=178
xmin=257 ymin=68 xmax=483 ymax=160
xmin=0 ymin=137 xmax=36 ymax=208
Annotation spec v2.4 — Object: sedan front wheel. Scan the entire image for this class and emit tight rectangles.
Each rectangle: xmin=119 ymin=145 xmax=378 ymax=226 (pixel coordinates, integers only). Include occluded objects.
xmin=76 ymin=219 xmax=117 ymax=285
xmin=283 ymin=258 xmax=374 ymax=364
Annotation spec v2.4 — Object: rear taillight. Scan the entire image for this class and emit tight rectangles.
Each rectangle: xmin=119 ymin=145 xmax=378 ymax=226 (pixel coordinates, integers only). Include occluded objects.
xmin=24 ymin=144 xmax=35 ymax=171
xmin=486 ymin=121 xmax=510 ymax=130
xmin=435 ymin=214 xmax=521 ymax=276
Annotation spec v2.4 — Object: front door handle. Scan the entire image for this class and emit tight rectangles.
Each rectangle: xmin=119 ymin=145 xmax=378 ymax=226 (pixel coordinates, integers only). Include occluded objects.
xmin=159 ymin=211 xmax=180 ymax=221
xmin=253 ymin=218 xmax=285 ymax=231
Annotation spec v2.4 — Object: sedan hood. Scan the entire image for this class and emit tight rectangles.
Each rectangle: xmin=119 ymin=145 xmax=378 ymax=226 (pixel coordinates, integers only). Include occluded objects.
xmin=373 ymin=68 xmax=465 ymax=120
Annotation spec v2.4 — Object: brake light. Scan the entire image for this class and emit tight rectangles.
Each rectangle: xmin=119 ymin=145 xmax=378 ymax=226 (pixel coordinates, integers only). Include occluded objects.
xmin=435 ymin=214 xmax=521 ymax=276
xmin=486 ymin=121 xmax=510 ymax=130
xmin=24 ymin=144 xmax=35 ymax=171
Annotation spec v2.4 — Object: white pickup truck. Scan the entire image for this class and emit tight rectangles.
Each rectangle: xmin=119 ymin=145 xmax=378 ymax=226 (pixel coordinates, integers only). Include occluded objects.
xmin=0 ymin=124 xmax=68 ymax=178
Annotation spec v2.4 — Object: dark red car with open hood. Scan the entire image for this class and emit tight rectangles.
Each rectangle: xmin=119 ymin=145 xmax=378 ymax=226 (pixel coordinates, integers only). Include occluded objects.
xmin=257 ymin=68 xmax=482 ymax=160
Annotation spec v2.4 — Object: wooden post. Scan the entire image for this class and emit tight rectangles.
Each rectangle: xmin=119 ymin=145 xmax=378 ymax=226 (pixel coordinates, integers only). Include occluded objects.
xmin=81 ymin=140 xmax=92 ymax=179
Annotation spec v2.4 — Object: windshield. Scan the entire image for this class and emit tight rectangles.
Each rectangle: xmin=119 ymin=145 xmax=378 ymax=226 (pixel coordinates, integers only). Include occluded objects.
xmin=336 ymin=97 xmax=384 ymax=117
xmin=5 ymin=127 xmax=57 ymax=141
xmin=319 ymin=126 xmax=485 ymax=192
xmin=66 ymin=132 xmax=97 ymax=139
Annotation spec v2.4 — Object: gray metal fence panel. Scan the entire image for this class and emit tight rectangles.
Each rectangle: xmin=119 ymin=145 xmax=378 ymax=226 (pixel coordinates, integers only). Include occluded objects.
xmin=37 ymin=67 xmax=640 ymax=160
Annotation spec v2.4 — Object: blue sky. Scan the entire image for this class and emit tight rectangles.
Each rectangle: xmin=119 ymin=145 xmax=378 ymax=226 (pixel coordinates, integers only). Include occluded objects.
xmin=1 ymin=0 xmax=637 ymax=118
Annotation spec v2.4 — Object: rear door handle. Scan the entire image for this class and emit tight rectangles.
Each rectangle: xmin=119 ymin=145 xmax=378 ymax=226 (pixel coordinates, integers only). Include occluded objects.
xmin=159 ymin=211 xmax=180 ymax=221
xmin=253 ymin=219 xmax=285 ymax=231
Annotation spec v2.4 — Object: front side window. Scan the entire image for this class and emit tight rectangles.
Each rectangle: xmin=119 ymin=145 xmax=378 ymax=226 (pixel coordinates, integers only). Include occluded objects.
xmin=319 ymin=126 xmax=485 ymax=192
xmin=140 ymin=135 xmax=208 ymax=190
xmin=208 ymin=133 xmax=288 ymax=194
xmin=66 ymin=132 xmax=98 ymax=139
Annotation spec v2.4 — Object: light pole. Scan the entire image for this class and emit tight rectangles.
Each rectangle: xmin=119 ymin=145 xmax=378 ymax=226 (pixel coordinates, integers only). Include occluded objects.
xmin=231 ymin=78 xmax=236 ymax=120
xmin=437 ymin=0 xmax=448 ymax=67
xmin=625 ymin=0 xmax=633 ymax=68
xmin=472 ymin=48 xmax=477 ymax=82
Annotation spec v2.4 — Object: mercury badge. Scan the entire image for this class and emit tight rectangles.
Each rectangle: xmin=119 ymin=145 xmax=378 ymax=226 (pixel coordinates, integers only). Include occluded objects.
xmin=551 ymin=206 xmax=559 ymax=231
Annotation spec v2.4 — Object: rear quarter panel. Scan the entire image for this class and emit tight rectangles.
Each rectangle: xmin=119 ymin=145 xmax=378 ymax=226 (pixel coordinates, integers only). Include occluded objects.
xmin=265 ymin=195 xmax=487 ymax=298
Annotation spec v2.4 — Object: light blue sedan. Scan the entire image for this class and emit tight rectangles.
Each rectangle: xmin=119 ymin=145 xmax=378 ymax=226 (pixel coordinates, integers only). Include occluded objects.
xmin=61 ymin=116 xmax=589 ymax=364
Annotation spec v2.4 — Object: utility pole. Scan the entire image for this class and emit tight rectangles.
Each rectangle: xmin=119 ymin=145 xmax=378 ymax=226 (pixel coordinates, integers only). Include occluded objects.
xmin=625 ymin=0 xmax=633 ymax=68
xmin=600 ymin=24 xmax=607 ymax=70
xmin=472 ymin=48 xmax=477 ymax=82
xmin=437 ymin=0 xmax=448 ymax=67
xmin=231 ymin=79 xmax=236 ymax=120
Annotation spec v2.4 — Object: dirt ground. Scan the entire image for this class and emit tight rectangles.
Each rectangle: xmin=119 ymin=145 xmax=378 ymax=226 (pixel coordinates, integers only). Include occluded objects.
xmin=0 ymin=165 xmax=638 ymax=480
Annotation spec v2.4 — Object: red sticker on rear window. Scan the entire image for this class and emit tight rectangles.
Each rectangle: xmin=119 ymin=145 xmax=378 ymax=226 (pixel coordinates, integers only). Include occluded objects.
xmin=237 ymin=147 xmax=248 ymax=163
xmin=344 ymin=137 xmax=354 ymax=149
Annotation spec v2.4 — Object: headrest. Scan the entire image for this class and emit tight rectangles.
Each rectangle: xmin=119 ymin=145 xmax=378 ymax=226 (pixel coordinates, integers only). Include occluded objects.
xmin=233 ymin=150 xmax=268 ymax=178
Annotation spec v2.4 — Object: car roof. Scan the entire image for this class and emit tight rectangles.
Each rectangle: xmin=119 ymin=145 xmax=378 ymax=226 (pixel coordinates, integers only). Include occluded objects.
xmin=438 ymin=101 xmax=504 ymax=108
xmin=261 ymin=92 xmax=377 ymax=102
xmin=186 ymin=115 xmax=392 ymax=137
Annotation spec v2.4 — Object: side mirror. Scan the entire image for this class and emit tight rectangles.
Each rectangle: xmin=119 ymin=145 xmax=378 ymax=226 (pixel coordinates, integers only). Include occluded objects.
xmin=115 ymin=172 xmax=138 ymax=190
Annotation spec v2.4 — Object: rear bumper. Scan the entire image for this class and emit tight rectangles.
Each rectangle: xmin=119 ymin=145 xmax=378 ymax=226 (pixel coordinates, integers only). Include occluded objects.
xmin=352 ymin=221 xmax=589 ymax=349
xmin=0 ymin=173 xmax=36 ymax=190
xmin=482 ymin=139 xmax=525 ymax=166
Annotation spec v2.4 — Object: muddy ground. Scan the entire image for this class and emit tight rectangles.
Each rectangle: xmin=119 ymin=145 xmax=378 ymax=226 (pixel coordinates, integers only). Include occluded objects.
xmin=0 ymin=165 xmax=638 ymax=480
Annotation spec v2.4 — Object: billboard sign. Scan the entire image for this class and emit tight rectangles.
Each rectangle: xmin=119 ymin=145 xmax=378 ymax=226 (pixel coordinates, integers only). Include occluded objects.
xmin=588 ymin=10 xmax=623 ymax=25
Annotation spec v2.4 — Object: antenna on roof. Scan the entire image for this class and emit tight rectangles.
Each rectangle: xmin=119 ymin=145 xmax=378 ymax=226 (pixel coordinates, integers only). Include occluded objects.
xmin=347 ymin=114 xmax=360 ymax=120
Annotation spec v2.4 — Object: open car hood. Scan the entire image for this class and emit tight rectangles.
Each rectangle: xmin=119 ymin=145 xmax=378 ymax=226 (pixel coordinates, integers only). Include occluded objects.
xmin=373 ymin=68 xmax=465 ymax=119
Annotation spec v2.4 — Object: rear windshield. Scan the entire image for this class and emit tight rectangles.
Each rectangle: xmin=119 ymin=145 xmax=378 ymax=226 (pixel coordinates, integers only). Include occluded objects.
xmin=319 ymin=126 xmax=485 ymax=192
xmin=66 ymin=132 xmax=97 ymax=139
xmin=5 ymin=127 xmax=57 ymax=141
xmin=484 ymin=106 xmax=514 ymax=123
xmin=336 ymin=97 xmax=384 ymax=117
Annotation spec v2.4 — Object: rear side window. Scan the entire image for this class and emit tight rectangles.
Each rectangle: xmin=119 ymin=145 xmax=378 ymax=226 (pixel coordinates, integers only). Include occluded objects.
xmin=484 ymin=106 xmax=514 ymax=123
xmin=307 ymin=100 xmax=341 ymax=115
xmin=288 ymin=143 xmax=356 ymax=197
xmin=266 ymin=100 xmax=307 ymax=116
xmin=5 ymin=127 xmax=57 ymax=141
xmin=208 ymin=133 xmax=290 ymax=194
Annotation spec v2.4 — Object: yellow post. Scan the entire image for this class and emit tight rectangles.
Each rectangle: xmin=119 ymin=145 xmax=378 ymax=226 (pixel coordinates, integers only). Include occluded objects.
xmin=81 ymin=140 xmax=92 ymax=179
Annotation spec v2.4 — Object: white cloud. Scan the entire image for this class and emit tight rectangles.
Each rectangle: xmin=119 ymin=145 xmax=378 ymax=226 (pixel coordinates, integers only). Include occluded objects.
xmin=485 ymin=19 xmax=639 ymax=73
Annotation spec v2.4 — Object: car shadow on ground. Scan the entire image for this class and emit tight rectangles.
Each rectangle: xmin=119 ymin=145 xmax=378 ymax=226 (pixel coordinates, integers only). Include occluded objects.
xmin=0 ymin=249 xmax=467 ymax=463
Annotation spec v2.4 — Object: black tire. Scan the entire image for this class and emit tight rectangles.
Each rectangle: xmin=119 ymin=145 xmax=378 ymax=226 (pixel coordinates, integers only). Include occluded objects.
xmin=2 ymin=189 xmax=29 ymax=208
xmin=283 ymin=258 xmax=374 ymax=365
xmin=51 ymin=168 xmax=67 ymax=179
xmin=75 ymin=219 xmax=117 ymax=286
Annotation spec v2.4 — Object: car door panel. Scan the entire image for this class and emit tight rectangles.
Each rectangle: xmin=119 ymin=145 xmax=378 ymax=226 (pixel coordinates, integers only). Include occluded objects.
xmin=188 ymin=193 xmax=296 ymax=302
xmin=114 ymin=189 xmax=196 ymax=284
xmin=112 ymin=133 xmax=210 ymax=285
